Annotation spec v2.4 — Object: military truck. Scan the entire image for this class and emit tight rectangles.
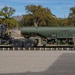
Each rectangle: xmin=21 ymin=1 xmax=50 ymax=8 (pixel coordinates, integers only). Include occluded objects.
xmin=0 ymin=24 xmax=75 ymax=48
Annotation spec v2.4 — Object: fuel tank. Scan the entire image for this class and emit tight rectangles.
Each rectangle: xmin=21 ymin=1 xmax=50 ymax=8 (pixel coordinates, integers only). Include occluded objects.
xmin=20 ymin=27 xmax=75 ymax=38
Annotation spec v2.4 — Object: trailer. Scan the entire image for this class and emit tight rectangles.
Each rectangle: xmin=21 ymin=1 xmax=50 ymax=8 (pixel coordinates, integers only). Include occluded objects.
xmin=0 ymin=24 xmax=75 ymax=49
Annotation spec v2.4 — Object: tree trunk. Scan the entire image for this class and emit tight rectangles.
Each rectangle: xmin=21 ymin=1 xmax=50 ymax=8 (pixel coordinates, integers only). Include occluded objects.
xmin=34 ymin=21 xmax=38 ymax=27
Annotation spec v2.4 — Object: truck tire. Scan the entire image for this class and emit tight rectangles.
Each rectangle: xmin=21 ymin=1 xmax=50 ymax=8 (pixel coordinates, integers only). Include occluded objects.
xmin=12 ymin=39 xmax=22 ymax=48
xmin=24 ymin=39 xmax=34 ymax=49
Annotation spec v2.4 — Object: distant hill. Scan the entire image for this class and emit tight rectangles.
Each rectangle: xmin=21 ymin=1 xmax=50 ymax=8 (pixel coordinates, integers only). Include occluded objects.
xmin=13 ymin=16 xmax=23 ymax=21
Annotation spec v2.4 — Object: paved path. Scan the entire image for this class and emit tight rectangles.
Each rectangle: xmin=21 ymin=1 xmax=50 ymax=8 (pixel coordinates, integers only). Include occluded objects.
xmin=0 ymin=51 xmax=75 ymax=75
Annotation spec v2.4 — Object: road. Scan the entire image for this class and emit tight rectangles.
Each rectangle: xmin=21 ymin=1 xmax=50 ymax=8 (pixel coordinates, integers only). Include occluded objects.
xmin=0 ymin=51 xmax=75 ymax=75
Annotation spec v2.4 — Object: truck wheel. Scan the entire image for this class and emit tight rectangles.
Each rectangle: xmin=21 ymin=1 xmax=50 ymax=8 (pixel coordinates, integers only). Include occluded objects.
xmin=24 ymin=39 xmax=34 ymax=49
xmin=12 ymin=39 xmax=22 ymax=48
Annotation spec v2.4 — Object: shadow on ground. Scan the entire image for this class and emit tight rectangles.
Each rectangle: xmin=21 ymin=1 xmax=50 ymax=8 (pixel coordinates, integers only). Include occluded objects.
xmin=1 ymin=53 xmax=75 ymax=75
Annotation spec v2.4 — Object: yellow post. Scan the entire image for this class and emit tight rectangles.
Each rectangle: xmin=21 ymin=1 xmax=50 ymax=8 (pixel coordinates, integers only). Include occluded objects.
xmin=62 ymin=48 xmax=63 ymax=51
xmin=13 ymin=48 xmax=15 ymax=50
xmin=23 ymin=48 xmax=25 ymax=50
xmin=45 ymin=48 xmax=46 ymax=50
xmin=56 ymin=48 xmax=58 ymax=51
xmin=50 ymin=48 xmax=52 ymax=51
xmin=34 ymin=48 xmax=36 ymax=50
xmin=29 ymin=48 xmax=30 ymax=51
xmin=40 ymin=48 xmax=41 ymax=50
xmin=8 ymin=48 xmax=10 ymax=51
xmin=67 ymin=48 xmax=69 ymax=51
xmin=72 ymin=48 xmax=74 ymax=51
xmin=18 ymin=48 xmax=20 ymax=50
xmin=3 ymin=48 xmax=5 ymax=51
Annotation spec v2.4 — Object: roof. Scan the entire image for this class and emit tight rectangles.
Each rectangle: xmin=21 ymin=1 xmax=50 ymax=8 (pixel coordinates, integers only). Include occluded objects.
xmin=13 ymin=16 xmax=23 ymax=21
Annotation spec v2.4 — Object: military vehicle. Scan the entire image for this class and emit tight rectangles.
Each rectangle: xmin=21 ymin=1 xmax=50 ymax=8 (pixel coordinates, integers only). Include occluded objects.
xmin=0 ymin=24 xmax=12 ymax=47
xmin=20 ymin=27 xmax=75 ymax=48
xmin=0 ymin=24 xmax=75 ymax=49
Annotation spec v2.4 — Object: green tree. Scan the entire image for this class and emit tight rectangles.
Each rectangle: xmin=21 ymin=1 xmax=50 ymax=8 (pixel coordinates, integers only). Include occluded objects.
xmin=21 ymin=5 xmax=58 ymax=27
xmin=0 ymin=6 xmax=15 ymax=18
xmin=3 ymin=18 xmax=18 ymax=29
xmin=0 ymin=6 xmax=18 ymax=29
xmin=68 ymin=6 xmax=75 ymax=26
xmin=0 ymin=18 xmax=3 ymax=24
xmin=58 ymin=18 xmax=69 ymax=26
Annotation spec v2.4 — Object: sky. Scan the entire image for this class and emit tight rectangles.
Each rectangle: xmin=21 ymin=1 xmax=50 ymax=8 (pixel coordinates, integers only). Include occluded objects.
xmin=0 ymin=0 xmax=75 ymax=18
